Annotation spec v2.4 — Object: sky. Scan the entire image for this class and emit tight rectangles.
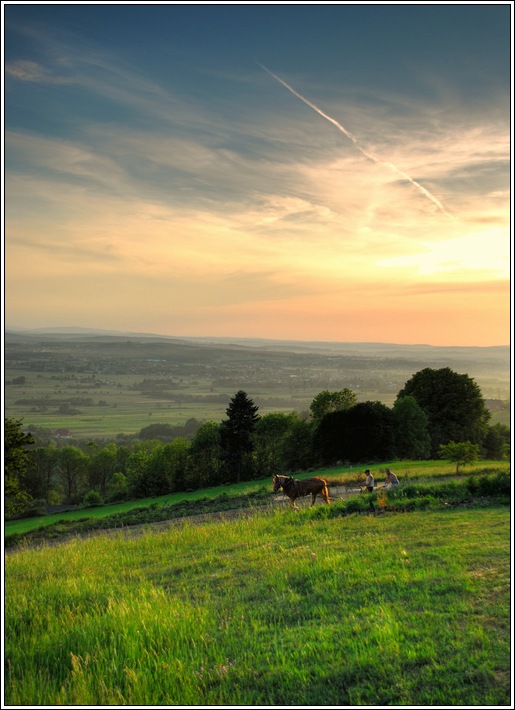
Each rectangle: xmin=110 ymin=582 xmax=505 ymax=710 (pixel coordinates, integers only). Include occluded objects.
xmin=3 ymin=3 xmax=512 ymax=346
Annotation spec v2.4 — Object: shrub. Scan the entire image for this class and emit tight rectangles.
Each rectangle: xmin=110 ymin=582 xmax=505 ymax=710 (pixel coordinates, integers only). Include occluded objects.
xmin=344 ymin=497 xmax=368 ymax=514
xmin=82 ymin=490 xmax=104 ymax=507
xmin=476 ymin=472 xmax=511 ymax=496
xmin=23 ymin=498 xmax=47 ymax=518
xmin=466 ymin=476 xmax=479 ymax=494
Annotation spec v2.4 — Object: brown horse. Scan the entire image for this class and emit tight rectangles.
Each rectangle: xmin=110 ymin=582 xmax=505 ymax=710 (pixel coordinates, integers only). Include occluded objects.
xmin=273 ymin=474 xmax=330 ymax=509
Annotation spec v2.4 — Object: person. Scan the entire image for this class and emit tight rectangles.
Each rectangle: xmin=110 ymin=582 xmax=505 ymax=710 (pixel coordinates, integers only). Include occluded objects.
xmin=384 ymin=468 xmax=399 ymax=488
xmin=364 ymin=469 xmax=375 ymax=493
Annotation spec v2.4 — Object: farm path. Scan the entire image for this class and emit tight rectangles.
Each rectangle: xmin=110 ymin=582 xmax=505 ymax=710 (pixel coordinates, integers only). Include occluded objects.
xmin=9 ymin=477 xmax=459 ymax=553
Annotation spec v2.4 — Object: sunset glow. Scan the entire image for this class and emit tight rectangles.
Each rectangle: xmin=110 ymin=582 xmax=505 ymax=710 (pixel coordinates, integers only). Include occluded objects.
xmin=3 ymin=5 xmax=511 ymax=346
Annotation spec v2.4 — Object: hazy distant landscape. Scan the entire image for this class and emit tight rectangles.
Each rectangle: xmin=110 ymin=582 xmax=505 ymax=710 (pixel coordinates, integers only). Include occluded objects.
xmin=5 ymin=328 xmax=510 ymax=440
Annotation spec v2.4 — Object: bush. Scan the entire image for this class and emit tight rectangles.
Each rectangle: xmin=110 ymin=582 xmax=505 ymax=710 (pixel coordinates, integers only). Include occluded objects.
xmin=105 ymin=489 xmax=128 ymax=503
xmin=82 ymin=490 xmax=104 ymax=507
xmin=466 ymin=476 xmax=479 ymax=494
xmin=344 ymin=497 xmax=368 ymax=514
xmin=476 ymin=472 xmax=511 ymax=496
xmin=21 ymin=499 xmax=47 ymax=518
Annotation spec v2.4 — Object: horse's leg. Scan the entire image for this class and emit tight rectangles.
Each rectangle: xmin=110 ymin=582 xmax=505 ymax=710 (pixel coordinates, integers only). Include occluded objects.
xmin=311 ymin=493 xmax=317 ymax=506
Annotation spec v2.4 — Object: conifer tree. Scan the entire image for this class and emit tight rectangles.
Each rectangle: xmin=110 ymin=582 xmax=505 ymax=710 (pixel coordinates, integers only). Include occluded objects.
xmin=219 ymin=391 xmax=260 ymax=483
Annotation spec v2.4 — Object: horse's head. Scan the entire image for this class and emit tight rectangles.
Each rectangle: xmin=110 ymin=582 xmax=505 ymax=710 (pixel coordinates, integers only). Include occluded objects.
xmin=272 ymin=474 xmax=284 ymax=492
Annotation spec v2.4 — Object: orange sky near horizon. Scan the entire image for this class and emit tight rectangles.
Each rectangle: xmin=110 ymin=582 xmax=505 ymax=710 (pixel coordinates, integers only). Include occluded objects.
xmin=4 ymin=5 xmax=511 ymax=347
xmin=6 ymin=186 xmax=510 ymax=346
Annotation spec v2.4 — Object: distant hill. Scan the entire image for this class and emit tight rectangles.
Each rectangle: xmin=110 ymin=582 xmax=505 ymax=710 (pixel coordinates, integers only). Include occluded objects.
xmin=5 ymin=326 xmax=510 ymax=357
xmin=5 ymin=327 xmax=510 ymax=392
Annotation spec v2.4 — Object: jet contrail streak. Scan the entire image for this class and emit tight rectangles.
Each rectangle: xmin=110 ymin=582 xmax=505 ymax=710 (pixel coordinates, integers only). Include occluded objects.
xmin=259 ymin=63 xmax=452 ymax=217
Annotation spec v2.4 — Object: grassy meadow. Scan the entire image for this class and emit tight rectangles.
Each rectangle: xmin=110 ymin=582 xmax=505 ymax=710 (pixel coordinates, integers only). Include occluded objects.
xmin=4 ymin=459 xmax=509 ymax=539
xmin=4 ymin=499 xmax=510 ymax=706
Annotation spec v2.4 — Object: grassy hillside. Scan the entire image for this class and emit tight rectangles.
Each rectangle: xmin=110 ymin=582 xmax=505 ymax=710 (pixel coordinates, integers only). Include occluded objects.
xmin=4 ymin=460 xmax=509 ymax=539
xmin=5 ymin=502 xmax=510 ymax=705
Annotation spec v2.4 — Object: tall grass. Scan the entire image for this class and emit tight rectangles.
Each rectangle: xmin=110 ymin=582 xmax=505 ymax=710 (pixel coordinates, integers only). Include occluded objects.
xmin=5 ymin=504 xmax=510 ymax=705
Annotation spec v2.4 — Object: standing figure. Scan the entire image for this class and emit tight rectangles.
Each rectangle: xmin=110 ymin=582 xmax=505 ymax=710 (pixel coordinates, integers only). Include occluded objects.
xmin=364 ymin=469 xmax=375 ymax=493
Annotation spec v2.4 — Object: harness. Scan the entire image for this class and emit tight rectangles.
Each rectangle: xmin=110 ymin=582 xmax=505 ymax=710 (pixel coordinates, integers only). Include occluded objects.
xmin=281 ymin=476 xmax=295 ymax=493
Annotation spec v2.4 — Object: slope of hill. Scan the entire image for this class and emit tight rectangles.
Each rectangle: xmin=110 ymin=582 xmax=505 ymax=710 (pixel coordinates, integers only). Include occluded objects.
xmin=4 ymin=496 xmax=511 ymax=705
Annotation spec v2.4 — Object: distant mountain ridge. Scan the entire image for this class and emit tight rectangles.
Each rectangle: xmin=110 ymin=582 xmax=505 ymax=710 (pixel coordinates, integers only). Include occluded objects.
xmin=5 ymin=326 xmax=509 ymax=353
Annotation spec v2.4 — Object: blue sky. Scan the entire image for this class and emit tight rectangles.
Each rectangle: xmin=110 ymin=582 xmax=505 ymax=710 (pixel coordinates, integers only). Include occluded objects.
xmin=3 ymin=3 xmax=511 ymax=345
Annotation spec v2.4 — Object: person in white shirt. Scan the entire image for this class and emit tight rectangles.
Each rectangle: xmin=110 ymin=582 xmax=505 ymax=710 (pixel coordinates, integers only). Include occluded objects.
xmin=364 ymin=469 xmax=375 ymax=493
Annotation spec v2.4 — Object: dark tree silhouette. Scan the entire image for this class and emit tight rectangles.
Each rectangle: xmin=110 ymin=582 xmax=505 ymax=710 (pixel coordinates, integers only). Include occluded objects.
xmin=219 ymin=391 xmax=260 ymax=483
xmin=392 ymin=396 xmax=431 ymax=460
xmin=314 ymin=401 xmax=395 ymax=464
xmin=396 ymin=367 xmax=491 ymax=456
xmin=483 ymin=423 xmax=510 ymax=460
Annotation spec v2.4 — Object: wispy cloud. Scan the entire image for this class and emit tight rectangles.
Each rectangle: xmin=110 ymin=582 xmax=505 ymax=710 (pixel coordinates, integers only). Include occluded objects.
xmin=5 ymin=59 xmax=70 ymax=83
xmin=4 ymin=13 xmax=509 ymax=345
xmin=258 ymin=63 xmax=453 ymax=217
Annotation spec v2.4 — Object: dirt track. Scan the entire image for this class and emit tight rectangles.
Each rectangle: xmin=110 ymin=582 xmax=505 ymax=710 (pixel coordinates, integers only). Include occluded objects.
xmin=5 ymin=484 xmax=374 ymax=552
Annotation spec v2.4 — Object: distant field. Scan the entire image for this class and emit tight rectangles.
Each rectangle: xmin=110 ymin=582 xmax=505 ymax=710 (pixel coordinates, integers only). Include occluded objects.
xmin=3 ymin=369 xmax=309 ymax=438
xmin=5 ymin=332 xmax=510 ymax=438
xmin=4 ymin=502 xmax=510 ymax=705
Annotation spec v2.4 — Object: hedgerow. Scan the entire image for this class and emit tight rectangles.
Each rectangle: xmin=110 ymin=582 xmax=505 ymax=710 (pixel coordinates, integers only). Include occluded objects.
xmin=307 ymin=472 xmax=510 ymax=521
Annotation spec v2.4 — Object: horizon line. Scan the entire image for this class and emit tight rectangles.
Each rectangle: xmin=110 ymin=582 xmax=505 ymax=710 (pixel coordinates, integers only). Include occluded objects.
xmin=4 ymin=325 xmax=509 ymax=349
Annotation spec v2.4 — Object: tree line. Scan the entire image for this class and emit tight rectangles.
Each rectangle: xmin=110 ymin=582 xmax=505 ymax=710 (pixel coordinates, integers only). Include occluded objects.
xmin=5 ymin=367 xmax=510 ymax=518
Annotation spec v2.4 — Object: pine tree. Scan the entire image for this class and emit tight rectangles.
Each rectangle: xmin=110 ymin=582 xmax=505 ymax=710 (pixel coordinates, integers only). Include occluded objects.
xmin=219 ymin=391 xmax=260 ymax=483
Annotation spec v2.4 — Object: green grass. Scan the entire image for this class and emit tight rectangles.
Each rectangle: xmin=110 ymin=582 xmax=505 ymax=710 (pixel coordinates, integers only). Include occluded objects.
xmin=4 ymin=504 xmax=510 ymax=705
xmin=5 ymin=460 xmax=510 ymax=538
xmin=5 ymin=459 xmax=508 ymax=540
xmin=4 ymin=480 xmax=271 ymax=537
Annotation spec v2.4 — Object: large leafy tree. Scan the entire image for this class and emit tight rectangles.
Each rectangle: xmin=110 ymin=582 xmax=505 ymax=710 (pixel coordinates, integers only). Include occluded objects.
xmin=310 ymin=389 xmax=357 ymax=423
xmin=4 ymin=417 xmax=35 ymax=518
xmin=87 ymin=443 xmax=118 ymax=495
xmin=56 ymin=446 xmax=87 ymax=503
xmin=219 ymin=390 xmax=260 ymax=483
xmin=26 ymin=444 xmax=59 ymax=502
xmin=314 ymin=401 xmax=395 ymax=464
xmin=126 ymin=449 xmax=153 ymax=498
xmin=189 ymin=421 xmax=223 ymax=487
xmin=483 ymin=423 xmax=510 ymax=460
xmin=158 ymin=438 xmax=191 ymax=492
xmin=254 ymin=412 xmax=297 ymax=476
xmin=344 ymin=401 xmax=395 ymax=463
xmin=396 ymin=367 xmax=491 ymax=456
xmin=4 ymin=417 xmax=34 ymax=479
xmin=280 ymin=415 xmax=315 ymax=472
xmin=392 ymin=396 xmax=431 ymax=460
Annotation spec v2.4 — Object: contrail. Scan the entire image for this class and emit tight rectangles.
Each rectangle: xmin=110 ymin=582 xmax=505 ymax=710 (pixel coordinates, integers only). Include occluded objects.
xmin=259 ymin=63 xmax=452 ymax=218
